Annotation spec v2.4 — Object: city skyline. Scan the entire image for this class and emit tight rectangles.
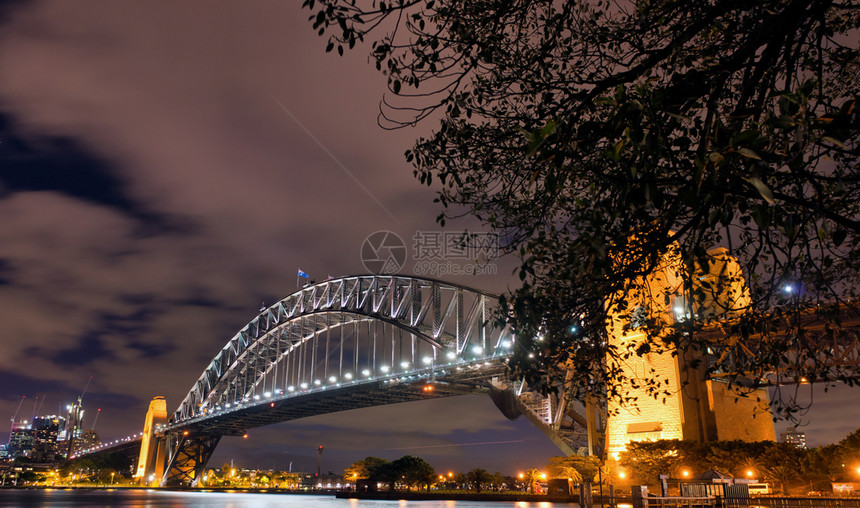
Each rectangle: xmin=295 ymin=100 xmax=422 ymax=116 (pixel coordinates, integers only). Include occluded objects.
xmin=0 ymin=0 xmax=857 ymax=476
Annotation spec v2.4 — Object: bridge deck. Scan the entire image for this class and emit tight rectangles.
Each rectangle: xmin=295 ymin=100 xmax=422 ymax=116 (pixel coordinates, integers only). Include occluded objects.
xmin=168 ymin=363 xmax=509 ymax=437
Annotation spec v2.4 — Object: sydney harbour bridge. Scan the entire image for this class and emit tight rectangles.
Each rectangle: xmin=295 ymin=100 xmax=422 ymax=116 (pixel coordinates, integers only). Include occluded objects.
xmin=74 ymin=273 xmax=860 ymax=487
xmin=77 ymin=275 xmax=593 ymax=487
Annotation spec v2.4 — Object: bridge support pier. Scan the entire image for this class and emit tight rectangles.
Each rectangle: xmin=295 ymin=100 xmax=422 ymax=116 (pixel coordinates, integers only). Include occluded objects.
xmin=135 ymin=397 xmax=167 ymax=486
xmin=161 ymin=432 xmax=220 ymax=487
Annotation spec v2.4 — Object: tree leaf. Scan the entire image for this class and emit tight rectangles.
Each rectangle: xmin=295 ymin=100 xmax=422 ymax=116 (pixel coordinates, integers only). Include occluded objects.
xmin=738 ymin=148 xmax=761 ymax=160
xmin=747 ymin=177 xmax=775 ymax=204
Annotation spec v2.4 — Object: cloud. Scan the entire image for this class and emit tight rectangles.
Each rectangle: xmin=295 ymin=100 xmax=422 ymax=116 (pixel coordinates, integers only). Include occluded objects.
xmin=0 ymin=258 xmax=11 ymax=285
xmin=0 ymin=112 xmax=174 ymax=231
xmin=0 ymin=0 xmax=444 ymax=443
xmin=0 ymin=371 xmax=72 ymax=404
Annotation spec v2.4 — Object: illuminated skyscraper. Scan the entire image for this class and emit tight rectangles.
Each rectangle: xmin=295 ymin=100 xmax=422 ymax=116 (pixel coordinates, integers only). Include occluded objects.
xmin=74 ymin=430 xmax=101 ymax=455
xmin=58 ymin=397 xmax=85 ymax=458
xmin=31 ymin=416 xmax=65 ymax=463
xmin=780 ymin=428 xmax=807 ymax=449
xmin=7 ymin=421 xmax=34 ymax=459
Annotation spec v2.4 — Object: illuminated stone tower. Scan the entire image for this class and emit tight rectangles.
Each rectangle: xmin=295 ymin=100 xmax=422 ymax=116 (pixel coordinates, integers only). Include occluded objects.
xmin=604 ymin=246 xmax=775 ymax=458
xmin=136 ymin=396 xmax=167 ymax=485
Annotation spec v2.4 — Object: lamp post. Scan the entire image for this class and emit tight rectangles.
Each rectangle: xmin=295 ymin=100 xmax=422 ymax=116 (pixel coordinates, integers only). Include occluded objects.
xmin=597 ymin=464 xmax=604 ymax=508
xmin=110 ymin=472 xmax=115 ymax=485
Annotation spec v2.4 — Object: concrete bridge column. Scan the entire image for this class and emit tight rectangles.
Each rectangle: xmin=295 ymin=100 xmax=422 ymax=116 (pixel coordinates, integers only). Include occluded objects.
xmin=135 ymin=396 xmax=167 ymax=486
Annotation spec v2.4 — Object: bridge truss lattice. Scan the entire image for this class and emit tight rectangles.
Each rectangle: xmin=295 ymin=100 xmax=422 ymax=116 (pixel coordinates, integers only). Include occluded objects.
xmin=161 ymin=276 xmax=595 ymax=486
xmin=174 ymin=275 xmax=512 ymax=425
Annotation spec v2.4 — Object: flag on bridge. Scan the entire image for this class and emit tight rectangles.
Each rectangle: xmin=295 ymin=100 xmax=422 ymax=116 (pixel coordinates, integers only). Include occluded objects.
xmin=297 ymin=268 xmax=310 ymax=288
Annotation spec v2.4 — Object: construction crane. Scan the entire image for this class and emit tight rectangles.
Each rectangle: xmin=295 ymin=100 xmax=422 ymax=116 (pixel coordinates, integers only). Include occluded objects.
xmin=90 ymin=408 xmax=101 ymax=431
xmin=9 ymin=395 xmax=25 ymax=432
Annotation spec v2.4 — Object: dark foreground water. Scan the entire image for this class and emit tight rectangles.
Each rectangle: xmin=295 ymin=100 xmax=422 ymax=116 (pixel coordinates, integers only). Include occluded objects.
xmin=0 ymin=490 xmax=581 ymax=508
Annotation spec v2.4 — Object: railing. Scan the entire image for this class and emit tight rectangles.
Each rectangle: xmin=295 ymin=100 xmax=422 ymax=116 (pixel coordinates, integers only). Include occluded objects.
xmin=644 ymin=497 xmax=717 ymax=507
xmin=742 ymin=497 xmax=860 ymax=508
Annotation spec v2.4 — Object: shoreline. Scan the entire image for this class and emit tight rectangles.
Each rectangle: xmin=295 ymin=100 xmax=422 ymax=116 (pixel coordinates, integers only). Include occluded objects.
xmin=336 ymin=491 xmax=595 ymax=503
xmin=2 ymin=485 xmax=626 ymax=503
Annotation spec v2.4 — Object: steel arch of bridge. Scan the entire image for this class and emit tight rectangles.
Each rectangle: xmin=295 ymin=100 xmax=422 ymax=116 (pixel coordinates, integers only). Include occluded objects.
xmin=174 ymin=275 xmax=514 ymax=425
xmin=158 ymin=275 xmax=594 ymax=487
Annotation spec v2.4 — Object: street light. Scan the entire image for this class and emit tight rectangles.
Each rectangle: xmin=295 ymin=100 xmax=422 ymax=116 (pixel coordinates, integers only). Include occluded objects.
xmin=681 ymin=469 xmax=690 ymax=478
xmin=110 ymin=472 xmax=115 ymax=485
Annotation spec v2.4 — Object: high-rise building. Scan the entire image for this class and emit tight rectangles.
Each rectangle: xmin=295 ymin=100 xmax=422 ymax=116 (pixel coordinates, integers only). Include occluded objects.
xmin=7 ymin=421 xmax=35 ymax=459
xmin=73 ymin=430 xmax=101 ymax=455
xmin=780 ymin=428 xmax=807 ymax=449
xmin=6 ymin=415 xmax=68 ymax=463
xmin=58 ymin=398 xmax=85 ymax=458
xmin=31 ymin=416 xmax=65 ymax=463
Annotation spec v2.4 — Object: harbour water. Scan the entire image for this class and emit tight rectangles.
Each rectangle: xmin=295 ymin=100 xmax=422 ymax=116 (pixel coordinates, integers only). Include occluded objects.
xmin=0 ymin=489 xmax=579 ymax=507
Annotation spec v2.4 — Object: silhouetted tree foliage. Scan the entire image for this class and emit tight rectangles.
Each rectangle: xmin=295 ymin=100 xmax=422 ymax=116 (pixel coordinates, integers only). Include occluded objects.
xmin=391 ymin=455 xmax=436 ymax=490
xmin=488 ymin=471 xmax=507 ymax=491
xmin=350 ymin=455 xmax=436 ymax=491
xmin=840 ymin=426 xmax=860 ymax=452
xmin=305 ymin=0 xmax=860 ymax=416
xmin=621 ymin=435 xmax=860 ymax=494
xmin=17 ymin=470 xmax=42 ymax=484
xmin=61 ymin=451 xmax=133 ymax=479
xmin=548 ymin=455 xmax=600 ymax=483
xmin=523 ymin=468 xmax=542 ymax=493
xmin=467 ymin=467 xmax=491 ymax=493
xmin=345 ymin=456 xmax=387 ymax=481
xmin=801 ymin=444 xmax=843 ymax=483
xmin=369 ymin=459 xmax=399 ymax=491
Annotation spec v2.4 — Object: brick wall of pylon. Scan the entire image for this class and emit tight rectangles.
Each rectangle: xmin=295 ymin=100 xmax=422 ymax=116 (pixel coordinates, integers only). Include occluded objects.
xmin=603 ymin=245 xmax=774 ymax=458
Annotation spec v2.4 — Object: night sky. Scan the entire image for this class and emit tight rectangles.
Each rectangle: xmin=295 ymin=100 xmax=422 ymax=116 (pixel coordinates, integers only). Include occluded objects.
xmin=0 ymin=1 xmax=856 ymax=476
